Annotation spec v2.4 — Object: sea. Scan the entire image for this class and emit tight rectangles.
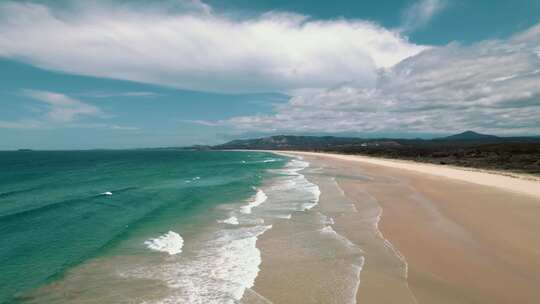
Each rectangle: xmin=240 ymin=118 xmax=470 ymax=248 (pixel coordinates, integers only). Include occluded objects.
xmin=0 ymin=150 xmax=321 ymax=303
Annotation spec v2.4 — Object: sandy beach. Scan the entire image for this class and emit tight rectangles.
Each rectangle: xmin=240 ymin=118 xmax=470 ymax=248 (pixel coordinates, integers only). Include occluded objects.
xmin=249 ymin=151 xmax=540 ymax=303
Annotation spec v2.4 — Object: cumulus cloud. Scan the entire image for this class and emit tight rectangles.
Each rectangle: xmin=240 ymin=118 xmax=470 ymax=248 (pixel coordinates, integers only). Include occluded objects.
xmin=0 ymin=1 xmax=424 ymax=93
xmin=221 ymin=24 xmax=540 ymax=135
xmin=400 ymin=0 xmax=446 ymax=33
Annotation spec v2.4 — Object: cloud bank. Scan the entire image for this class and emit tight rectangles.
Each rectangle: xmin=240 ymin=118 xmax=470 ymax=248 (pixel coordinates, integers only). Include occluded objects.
xmin=223 ymin=24 xmax=540 ymax=135
xmin=1 ymin=0 xmax=538 ymax=136
xmin=0 ymin=1 xmax=424 ymax=94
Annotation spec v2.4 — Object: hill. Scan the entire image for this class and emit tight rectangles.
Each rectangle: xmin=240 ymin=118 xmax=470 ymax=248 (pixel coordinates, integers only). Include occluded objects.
xmin=212 ymin=132 xmax=540 ymax=176
xmin=214 ymin=135 xmax=400 ymax=150
xmin=440 ymin=130 xmax=499 ymax=141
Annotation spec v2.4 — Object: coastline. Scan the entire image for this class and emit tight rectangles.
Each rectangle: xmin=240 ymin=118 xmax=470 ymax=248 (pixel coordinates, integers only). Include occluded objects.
xmin=250 ymin=150 xmax=540 ymax=303
xmin=268 ymin=150 xmax=540 ymax=199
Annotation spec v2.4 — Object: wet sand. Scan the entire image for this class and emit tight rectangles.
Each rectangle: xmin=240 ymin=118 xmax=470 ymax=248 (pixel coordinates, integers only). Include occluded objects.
xmin=250 ymin=151 xmax=540 ymax=303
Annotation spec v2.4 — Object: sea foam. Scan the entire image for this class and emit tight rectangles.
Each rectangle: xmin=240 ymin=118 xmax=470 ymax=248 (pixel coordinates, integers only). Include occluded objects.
xmin=240 ymin=189 xmax=268 ymax=214
xmin=144 ymin=231 xmax=184 ymax=255
xmin=127 ymin=156 xmax=322 ymax=303
xmin=219 ymin=216 xmax=239 ymax=225
xmin=271 ymin=159 xmax=321 ymax=212
xmin=128 ymin=225 xmax=271 ymax=304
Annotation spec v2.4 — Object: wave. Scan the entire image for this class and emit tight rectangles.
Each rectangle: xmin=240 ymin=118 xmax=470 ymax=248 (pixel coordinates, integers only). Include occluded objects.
xmin=95 ymin=186 xmax=138 ymax=196
xmin=219 ymin=216 xmax=239 ymax=225
xmin=125 ymin=225 xmax=272 ymax=303
xmin=144 ymin=231 xmax=184 ymax=255
xmin=267 ymin=158 xmax=321 ymax=213
xmin=261 ymin=158 xmax=279 ymax=163
xmin=121 ymin=156 xmax=322 ymax=303
xmin=0 ymin=196 xmax=92 ymax=223
xmin=319 ymin=225 xmax=360 ymax=249
xmin=241 ymin=158 xmax=280 ymax=165
xmin=1 ymin=185 xmax=142 ymax=221
xmin=240 ymin=189 xmax=268 ymax=214
xmin=373 ymin=207 xmax=409 ymax=278
xmin=0 ymin=186 xmax=39 ymax=198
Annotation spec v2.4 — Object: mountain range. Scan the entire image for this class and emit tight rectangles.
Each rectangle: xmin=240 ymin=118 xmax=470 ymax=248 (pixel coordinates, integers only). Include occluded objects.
xmin=214 ymin=131 xmax=540 ymax=150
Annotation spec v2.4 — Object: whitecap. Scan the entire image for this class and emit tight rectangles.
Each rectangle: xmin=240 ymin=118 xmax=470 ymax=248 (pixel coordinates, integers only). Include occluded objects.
xmin=240 ymin=189 xmax=268 ymax=214
xmin=219 ymin=216 xmax=239 ymax=225
xmin=127 ymin=225 xmax=272 ymax=304
xmin=144 ymin=231 xmax=184 ymax=255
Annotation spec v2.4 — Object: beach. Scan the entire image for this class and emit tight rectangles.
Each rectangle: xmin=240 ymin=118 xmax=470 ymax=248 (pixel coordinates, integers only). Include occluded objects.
xmin=3 ymin=150 xmax=540 ymax=303
xmin=249 ymin=151 xmax=540 ymax=303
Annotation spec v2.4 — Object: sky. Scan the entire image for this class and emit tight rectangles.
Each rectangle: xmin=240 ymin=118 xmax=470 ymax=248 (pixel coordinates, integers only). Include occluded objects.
xmin=1 ymin=0 xmax=540 ymax=149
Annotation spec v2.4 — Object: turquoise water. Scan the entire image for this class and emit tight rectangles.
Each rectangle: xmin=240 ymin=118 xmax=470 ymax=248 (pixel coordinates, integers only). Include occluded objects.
xmin=0 ymin=150 xmax=285 ymax=303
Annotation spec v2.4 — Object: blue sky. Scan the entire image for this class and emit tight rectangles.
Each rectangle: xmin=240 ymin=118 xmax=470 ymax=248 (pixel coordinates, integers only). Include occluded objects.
xmin=1 ymin=0 xmax=540 ymax=149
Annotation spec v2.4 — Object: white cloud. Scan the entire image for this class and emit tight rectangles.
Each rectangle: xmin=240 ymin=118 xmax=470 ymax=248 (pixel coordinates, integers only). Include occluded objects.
xmin=0 ymin=119 xmax=43 ymax=129
xmin=221 ymin=24 xmax=540 ymax=135
xmin=22 ymin=90 xmax=105 ymax=123
xmin=181 ymin=119 xmax=222 ymax=126
xmin=0 ymin=90 xmax=138 ymax=130
xmin=80 ymin=91 xmax=160 ymax=98
xmin=400 ymin=0 xmax=446 ymax=33
xmin=0 ymin=1 xmax=425 ymax=93
xmin=66 ymin=123 xmax=140 ymax=130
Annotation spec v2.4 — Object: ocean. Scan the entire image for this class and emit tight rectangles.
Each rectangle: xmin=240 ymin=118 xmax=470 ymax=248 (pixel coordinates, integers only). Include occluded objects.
xmin=0 ymin=150 xmax=321 ymax=303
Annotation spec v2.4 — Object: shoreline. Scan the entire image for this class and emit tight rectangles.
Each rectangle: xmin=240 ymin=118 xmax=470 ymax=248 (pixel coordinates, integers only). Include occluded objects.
xmin=256 ymin=150 xmax=540 ymax=303
xmin=266 ymin=150 xmax=540 ymax=199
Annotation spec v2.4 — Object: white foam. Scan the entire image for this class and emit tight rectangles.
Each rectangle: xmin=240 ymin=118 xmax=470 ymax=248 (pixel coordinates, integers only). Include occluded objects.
xmin=373 ymin=207 xmax=419 ymax=303
xmin=128 ymin=225 xmax=272 ymax=304
xmin=144 ymin=231 xmax=184 ymax=255
xmin=373 ymin=207 xmax=409 ymax=278
xmin=240 ymin=189 xmax=268 ymax=214
xmin=130 ymin=157 xmax=325 ymax=303
xmin=351 ymin=258 xmax=366 ymax=304
xmin=241 ymin=218 xmax=266 ymax=225
xmin=302 ymin=186 xmax=321 ymax=210
xmin=100 ymin=191 xmax=113 ymax=196
xmin=322 ymin=216 xmax=335 ymax=225
xmin=319 ymin=225 xmax=336 ymax=235
xmin=317 ymin=223 xmax=365 ymax=304
xmin=219 ymin=216 xmax=239 ymax=225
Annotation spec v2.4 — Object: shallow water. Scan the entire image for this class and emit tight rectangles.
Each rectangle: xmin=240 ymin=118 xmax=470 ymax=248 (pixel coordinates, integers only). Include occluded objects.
xmin=1 ymin=150 xmax=403 ymax=304
xmin=245 ymin=161 xmax=366 ymax=304
xmin=0 ymin=150 xmax=287 ymax=303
